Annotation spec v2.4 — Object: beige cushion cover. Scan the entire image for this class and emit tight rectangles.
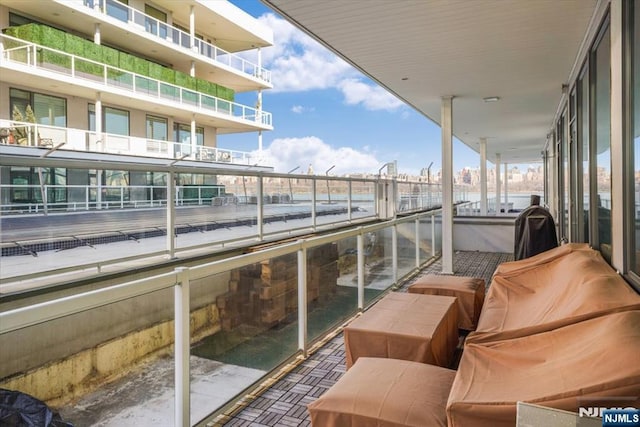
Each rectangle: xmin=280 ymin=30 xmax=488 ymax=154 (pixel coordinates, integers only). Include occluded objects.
xmin=308 ymin=357 xmax=456 ymax=427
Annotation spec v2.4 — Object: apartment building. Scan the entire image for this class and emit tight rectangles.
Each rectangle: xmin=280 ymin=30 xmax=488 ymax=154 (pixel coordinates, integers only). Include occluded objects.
xmin=0 ymin=0 xmax=273 ymax=209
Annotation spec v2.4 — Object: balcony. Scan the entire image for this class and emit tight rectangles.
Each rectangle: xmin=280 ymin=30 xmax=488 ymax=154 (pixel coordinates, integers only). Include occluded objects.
xmin=0 ymin=0 xmax=272 ymax=91
xmin=0 ymin=119 xmax=259 ymax=166
xmin=0 ymin=35 xmax=273 ymax=132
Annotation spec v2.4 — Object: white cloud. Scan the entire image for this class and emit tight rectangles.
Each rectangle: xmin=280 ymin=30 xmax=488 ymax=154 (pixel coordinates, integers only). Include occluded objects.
xmin=338 ymin=79 xmax=404 ymax=111
xmin=252 ymin=136 xmax=380 ymax=175
xmin=291 ymin=105 xmax=314 ymax=114
xmin=257 ymin=13 xmax=405 ymax=112
xmin=258 ymin=13 xmax=354 ymax=92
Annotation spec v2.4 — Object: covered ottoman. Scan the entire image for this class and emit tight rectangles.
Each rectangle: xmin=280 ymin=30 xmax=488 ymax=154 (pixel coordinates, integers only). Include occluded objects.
xmin=408 ymin=275 xmax=485 ymax=330
xmin=307 ymin=357 xmax=456 ymax=427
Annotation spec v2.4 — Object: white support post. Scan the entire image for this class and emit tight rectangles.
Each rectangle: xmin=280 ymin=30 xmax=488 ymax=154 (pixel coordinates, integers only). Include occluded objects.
xmin=311 ymin=179 xmax=317 ymax=230
xmin=431 ymin=214 xmax=436 ymax=257
xmin=167 ymin=171 xmax=176 ymax=258
xmin=297 ymin=246 xmax=308 ymax=355
xmin=609 ymin=0 xmax=624 ymax=270
xmin=480 ymin=138 xmax=488 ymax=215
xmin=94 ymin=23 xmax=101 ymax=45
xmin=357 ymin=232 xmax=364 ymax=310
xmin=392 ymin=225 xmax=398 ymax=285
xmin=495 ymin=153 xmax=502 ymax=214
xmin=257 ymin=175 xmax=264 ymax=240
xmin=190 ymin=115 xmax=196 ymax=158
xmin=95 ymin=93 xmax=103 ymax=210
xmin=415 ymin=218 xmax=420 ymax=268
xmin=504 ymin=162 xmax=509 ymax=213
xmin=174 ymin=267 xmax=190 ymax=427
xmin=189 ymin=6 xmax=196 ymax=51
xmin=441 ymin=96 xmax=454 ymax=274
xmin=347 ymin=181 xmax=352 ymax=221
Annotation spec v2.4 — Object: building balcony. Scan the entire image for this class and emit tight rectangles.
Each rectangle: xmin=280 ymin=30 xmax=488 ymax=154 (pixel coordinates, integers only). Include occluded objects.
xmin=0 ymin=119 xmax=261 ymax=166
xmin=0 ymin=0 xmax=273 ymax=92
xmin=0 ymin=35 xmax=273 ymax=133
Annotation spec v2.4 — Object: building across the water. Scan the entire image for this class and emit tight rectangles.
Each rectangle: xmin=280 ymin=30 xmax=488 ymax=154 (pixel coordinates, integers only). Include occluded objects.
xmin=0 ymin=0 xmax=273 ymax=210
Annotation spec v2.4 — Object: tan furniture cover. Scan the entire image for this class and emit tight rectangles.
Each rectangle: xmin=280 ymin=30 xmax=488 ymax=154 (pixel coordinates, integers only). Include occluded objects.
xmin=344 ymin=293 xmax=458 ymax=369
xmin=408 ymin=275 xmax=485 ymax=330
xmin=308 ymin=357 xmax=456 ymax=427
xmin=447 ymin=310 xmax=640 ymax=427
xmin=468 ymin=243 xmax=640 ymax=343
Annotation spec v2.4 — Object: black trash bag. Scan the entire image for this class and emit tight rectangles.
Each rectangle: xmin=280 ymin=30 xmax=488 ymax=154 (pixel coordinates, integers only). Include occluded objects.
xmin=514 ymin=196 xmax=558 ymax=261
xmin=0 ymin=389 xmax=73 ymax=427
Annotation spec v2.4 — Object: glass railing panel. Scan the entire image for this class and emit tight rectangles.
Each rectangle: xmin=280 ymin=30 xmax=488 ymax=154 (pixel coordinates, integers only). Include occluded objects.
xmin=351 ymin=180 xmax=376 ymax=221
xmin=362 ymin=226 xmax=395 ymax=305
xmin=106 ymin=68 xmax=133 ymax=89
xmin=175 ymin=173 xmax=258 ymax=250
xmin=435 ymin=213 xmax=443 ymax=254
xmin=307 ymin=239 xmax=359 ymax=343
xmin=33 ymin=288 xmax=177 ymax=424
xmin=396 ymin=221 xmax=417 ymax=279
xmin=419 ymin=214 xmax=435 ymax=265
xmin=105 ymin=0 xmax=130 ymax=23
xmin=192 ymin=257 xmax=299 ymax=387
xmin=187 ymin=270 xmax=274 ymax=422
xmin=135 ymin=75 xmax=158 ymax=95
xmin=262 ymin=177 xmax=314 ymax=235
xmin=315 ymin=178 xmax=349 ymax=227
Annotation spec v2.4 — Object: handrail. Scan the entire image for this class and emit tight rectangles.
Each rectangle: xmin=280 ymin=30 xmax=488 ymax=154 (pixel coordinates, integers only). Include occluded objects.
xmin=0 ymin=34 xmax=272 ymax=127
xmin=82 ymin=0 xmax=271 ymax=84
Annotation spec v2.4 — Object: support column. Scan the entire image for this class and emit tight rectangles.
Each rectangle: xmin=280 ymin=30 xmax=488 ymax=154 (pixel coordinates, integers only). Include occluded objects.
xmin=95 ymin=93 xmax=103 ymax=210
xmin=609 ymin=0 xmax=625 ymax=271
xmin=167 ymin=170 xmax=176 ymax=258
xmin=495 ymin=153 xmax=501 ymax=214
xmin=504 ymin=162 xmax=509 ymax=213
xmin=94 ymin=23 xmax=101 ymax=45
xmin=189 ymin=6 xmax=196 ymax=51
xmin=190 ymin=61 xmax=195 ymax=78
xmin=190 ymin=115 xmax=196 ymax=157
xmin=480 ymin=138 xmax=488 ymax=215
xmin=441 ymin=96 xmax=454 ymax=274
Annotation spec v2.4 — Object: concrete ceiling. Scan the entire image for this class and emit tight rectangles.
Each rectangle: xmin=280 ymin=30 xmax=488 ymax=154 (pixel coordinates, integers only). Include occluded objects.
xmin=262 ymin=0 xmax=599 ymax=164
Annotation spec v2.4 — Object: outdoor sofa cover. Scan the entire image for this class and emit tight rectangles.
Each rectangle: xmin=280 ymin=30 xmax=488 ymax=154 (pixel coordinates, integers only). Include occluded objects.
xmin=467 ymin=243 xmax=640 ymax=343
xmin=447 ymin=310 xmax=640 ymax=426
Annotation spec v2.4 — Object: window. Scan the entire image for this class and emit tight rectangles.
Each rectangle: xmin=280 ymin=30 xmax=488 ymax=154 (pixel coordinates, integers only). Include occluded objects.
xmin=89 ymin=104 xmax=129 ymax=135
xmin=107 ymin=0 xmax=129 ymax=23
xmin=146 ymin=115 xmax=167 ymax=141
xmin=10 ymin=88 xmax=67 ymax=126
xmin=577 ymin=66 xmax=590 ymax=242
xmin=173 ymin=123 xmax=204 ymax=155
xmin=592 ymin=22 xmax=611 ymax=260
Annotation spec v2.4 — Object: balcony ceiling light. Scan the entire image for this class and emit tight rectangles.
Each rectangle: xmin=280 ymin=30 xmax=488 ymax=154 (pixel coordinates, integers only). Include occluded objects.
xmin=483 ymin=96 xmax=500 ymax=102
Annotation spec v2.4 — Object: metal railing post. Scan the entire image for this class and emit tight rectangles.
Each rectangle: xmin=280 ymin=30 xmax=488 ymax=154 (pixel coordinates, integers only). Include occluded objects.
xmin=312 ymin=179 xmax=317 ymax=230
xmin=174 ymin=266 xmax=190 ymax=427
xmin=297 ymin=244 xmax=308 ymax=355
xmin=167 ymin=171 xmax=176 ymax=259
xmin=415 ymin=217 xmax=420 ymax=268
xmin=257 ymin=175 xmax=264 ymax=240
xmin=357 ymin=232 xmax=364 ymax=310
xmin=348 ymin=181 xmax=352 ymax=221
xmin=392 ymin=224 xmax=398 ymax=285
xmin=431 ymin=214 xmax=436 ymax=258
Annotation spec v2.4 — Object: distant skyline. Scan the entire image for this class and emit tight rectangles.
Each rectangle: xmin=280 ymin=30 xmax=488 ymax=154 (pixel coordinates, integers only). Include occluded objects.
xmin=221 ymin=0 xmax=538 ymax=176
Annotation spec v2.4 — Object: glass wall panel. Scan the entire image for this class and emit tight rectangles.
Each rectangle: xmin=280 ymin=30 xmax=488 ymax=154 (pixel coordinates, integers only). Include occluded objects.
xmin=578 ymin=66 xmax=590 ymax=242
xmin=593 ymin=24 xmax=612 ymax=259
xmin=351 ymin=180 xmax=376 ymax=221
xmin=396 ymin=221 xmax=417 ymax=279
xmin=315 ymin=177 xmax=349 ymax=226
xmin=308 ymin=238 xmax=361 ymax=343
xmin=633 ymin=2 xmax=640 ymax=275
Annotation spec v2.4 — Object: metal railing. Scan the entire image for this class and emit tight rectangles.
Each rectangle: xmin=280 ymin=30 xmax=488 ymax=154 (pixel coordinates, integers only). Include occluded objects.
xmin=0 ymin=120 xmax=259 ymax=165
xmin=0 ymin=207 xmax=442 ymax=426
xmin=81 ymin=0 xmax=271 ymax=85
xmin=0 ymin=34 xmax=272 ymax=127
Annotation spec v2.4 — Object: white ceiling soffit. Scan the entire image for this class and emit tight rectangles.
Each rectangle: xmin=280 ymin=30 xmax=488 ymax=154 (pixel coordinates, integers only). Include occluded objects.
xmin=262 ymin=0 xmax=599 ymax=164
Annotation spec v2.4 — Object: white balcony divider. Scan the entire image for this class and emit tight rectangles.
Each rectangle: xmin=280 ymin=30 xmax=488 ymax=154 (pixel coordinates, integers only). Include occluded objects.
xmin=81 ymin=0 xmax=271 ymax=85
xmin=0 ymin=35 xmax=272 ymax=127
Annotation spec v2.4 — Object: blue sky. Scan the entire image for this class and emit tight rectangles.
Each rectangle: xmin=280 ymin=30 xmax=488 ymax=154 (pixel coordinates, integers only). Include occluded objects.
xmin=221 ymin=0 xmax=480 ymax=176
